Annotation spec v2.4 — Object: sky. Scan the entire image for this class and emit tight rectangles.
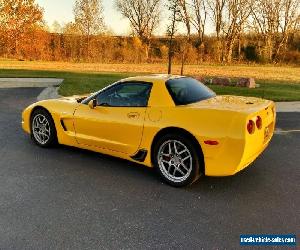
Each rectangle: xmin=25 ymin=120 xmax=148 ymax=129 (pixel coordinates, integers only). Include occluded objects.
xmin=36 ymin=0 xmax=167 ymax=35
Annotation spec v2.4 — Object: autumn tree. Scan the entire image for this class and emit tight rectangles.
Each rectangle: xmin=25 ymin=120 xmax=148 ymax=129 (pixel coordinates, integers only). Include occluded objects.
xmin=0 ymin=0 xmax=43 ymax=57
xmin=62 ymin=22 xmax=83 ymax=61
xmin=115 ymin=0 xmax=161 ymax=59
xmin=73 ymin=0 xmax=105 ymax=60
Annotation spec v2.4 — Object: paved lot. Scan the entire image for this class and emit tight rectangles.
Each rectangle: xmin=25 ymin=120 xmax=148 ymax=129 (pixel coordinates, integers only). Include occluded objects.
xmin=0 ymin=78 xmax=63 ymax=88
xmin=0 ymin=88 xmax=299 ymax=249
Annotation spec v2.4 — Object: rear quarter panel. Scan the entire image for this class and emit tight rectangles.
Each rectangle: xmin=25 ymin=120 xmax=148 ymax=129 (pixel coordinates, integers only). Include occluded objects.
xmin=141 ymin=106 xmax=248 ymax=175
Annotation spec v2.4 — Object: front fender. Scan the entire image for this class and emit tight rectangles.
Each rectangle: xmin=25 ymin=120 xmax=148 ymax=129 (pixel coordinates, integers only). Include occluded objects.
xmin=22 ymin=99 xmax=80 ymax=146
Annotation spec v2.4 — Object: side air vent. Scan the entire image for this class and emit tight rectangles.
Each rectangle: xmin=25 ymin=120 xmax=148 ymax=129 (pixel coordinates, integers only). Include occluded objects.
xmin=60 ymin=119 xmax=67 ymax=131
xmin=131 ymin=149 xmax=148 ymax=162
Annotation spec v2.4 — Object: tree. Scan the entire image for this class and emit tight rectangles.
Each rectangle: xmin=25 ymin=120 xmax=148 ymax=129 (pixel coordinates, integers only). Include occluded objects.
xmin=51 ymin=21 xmax=62 ymax=34
xmin=0 ymin=0 xmax=43 ymax=56
xmin=222 ymin=0 xmax=253 ymax=62
xmin=207 ymin=0 xmax=226 ymax=62
xmin=62 ymin=22 xmax=83 ymax=61
xmin=190 ymin=0 xmax=207 ymax=62
xmin=115 ymin=0 xmax=161 ymax=59
xmin=178 ymin=0 xmax=192 ymax=75
xmin=166 ymin=0 xmax=181 ymax=74
xmin=73 ymin=0 xmax=105 ymax=60
xmin=250 ymin=0 xmax=299 ymax=62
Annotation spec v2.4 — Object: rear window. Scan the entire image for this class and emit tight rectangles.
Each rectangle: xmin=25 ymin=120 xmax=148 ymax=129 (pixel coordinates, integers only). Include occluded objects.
xmin=166 ymin=77 xmax=216 ymax=105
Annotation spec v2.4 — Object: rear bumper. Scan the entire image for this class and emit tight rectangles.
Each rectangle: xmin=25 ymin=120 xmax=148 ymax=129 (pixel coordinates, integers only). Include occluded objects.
xmin=233 ymin=138 xmax=271 ymax=175
xmin=205 ymin=133 xmax=273 ymax=176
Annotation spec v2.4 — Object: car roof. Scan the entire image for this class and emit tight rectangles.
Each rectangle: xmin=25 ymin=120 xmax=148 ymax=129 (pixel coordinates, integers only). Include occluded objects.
xmin=120 ymin=74 xmax=185 ymax=84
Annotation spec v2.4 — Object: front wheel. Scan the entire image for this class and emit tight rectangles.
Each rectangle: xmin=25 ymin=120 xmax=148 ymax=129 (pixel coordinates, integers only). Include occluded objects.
xmin=30 ymin=109 xmax=57 ymax=147
xmin=153 ymin=134 xmax=202 ymax=187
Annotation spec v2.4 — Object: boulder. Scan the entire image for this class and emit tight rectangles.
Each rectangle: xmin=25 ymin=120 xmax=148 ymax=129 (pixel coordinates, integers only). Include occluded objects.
xmin=194 ymin=76 xmax=210 ymax=85
xmin=211 ymin=77 xmax=231 ymax=86
xmin=194 ymin=76 xmax=206 ymax=83
xmin=236 ymin=78 xmax=256 ymax=88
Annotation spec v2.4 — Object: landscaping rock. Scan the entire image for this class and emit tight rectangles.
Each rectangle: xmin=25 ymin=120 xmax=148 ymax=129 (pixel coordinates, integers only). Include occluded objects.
xmin=195 ymin=76 xmax=211 ymax=85
xmin=236 ymin=78 xmax=256 ymax=88
xmin=211 ymin=77 xmax=231 ymax=86
xmin=194 ymin=76 xmax=206 ymax=83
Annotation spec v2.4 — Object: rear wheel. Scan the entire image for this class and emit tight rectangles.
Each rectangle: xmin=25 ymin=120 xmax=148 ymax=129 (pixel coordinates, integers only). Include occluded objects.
xmin=30 ymin=109 xmax=57 ymax=147
xmin=153 ymin=133 xmax=202 ymax=187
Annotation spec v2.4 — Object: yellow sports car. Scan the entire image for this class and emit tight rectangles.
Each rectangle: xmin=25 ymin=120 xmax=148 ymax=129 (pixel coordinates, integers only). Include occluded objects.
xmin=22 ymin=75 xmax=276 ymax=186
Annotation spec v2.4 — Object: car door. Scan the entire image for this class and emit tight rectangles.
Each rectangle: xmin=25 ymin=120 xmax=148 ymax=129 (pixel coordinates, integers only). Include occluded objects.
xmin=73 ymin=82 xmax=152 ymax=155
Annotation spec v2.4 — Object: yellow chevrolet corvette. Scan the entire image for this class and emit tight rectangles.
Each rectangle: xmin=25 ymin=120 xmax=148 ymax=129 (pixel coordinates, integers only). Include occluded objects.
xmin=22 ymin=75 xmax=276 ymax=186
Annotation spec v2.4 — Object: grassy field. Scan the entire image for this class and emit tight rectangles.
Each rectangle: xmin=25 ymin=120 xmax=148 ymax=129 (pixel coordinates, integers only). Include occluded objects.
xmin=0 ymin=60 xmax=300 ymax=101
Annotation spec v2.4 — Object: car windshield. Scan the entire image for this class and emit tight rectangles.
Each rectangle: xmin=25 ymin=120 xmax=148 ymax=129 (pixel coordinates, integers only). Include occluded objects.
xmin=166 ymin=77 xmax=216 ymax=105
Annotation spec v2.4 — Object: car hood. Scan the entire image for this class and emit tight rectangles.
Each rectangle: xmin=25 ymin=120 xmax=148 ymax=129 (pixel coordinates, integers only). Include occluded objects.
xmin=188 ymin=95 xmax=272 ymax=113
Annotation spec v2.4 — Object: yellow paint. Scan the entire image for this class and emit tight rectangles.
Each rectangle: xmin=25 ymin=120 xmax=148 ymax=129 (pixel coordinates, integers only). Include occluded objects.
xmin=22 ymin=75 xmax=276 ymax=176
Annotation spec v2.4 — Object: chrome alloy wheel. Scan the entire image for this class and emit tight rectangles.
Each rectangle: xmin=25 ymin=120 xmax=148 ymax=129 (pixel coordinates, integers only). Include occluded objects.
xmin=157 ymin=140 xmax=193 ymax=183
xmin=32 ymin=114 xmax=51 ymax=145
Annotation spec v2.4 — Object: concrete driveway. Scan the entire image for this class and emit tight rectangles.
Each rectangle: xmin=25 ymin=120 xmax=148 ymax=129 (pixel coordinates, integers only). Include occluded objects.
xmin=0 ymin=87 xmax=299 ymax=249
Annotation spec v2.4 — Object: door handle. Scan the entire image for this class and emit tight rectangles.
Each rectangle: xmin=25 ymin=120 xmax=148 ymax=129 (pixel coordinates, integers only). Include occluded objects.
xmin=127 ymin=112 xmax=140 ymax=119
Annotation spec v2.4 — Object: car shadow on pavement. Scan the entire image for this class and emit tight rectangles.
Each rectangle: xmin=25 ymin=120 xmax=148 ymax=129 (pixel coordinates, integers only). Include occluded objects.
xmin=25 ymin=136 xmax=268 ymax=194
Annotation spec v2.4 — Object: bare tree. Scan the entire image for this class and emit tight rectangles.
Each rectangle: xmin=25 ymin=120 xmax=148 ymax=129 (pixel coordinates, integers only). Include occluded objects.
xmin=166 ymin=0 xmax=181 ymax=74
xmin=251 ymin=0 xmax=281 ymax=61
xmin=179 ymin=0 xmax=192 ymax=37
xmin=190 ymin=0 xmax=207 ymax=62
xmin=73 ymin=0 xmax=105 ymax=60
xmin=206 ymin=0 xmax=226 ymax=62
xmin=250 ymin=0 xmax=299 ymax=62
xmin=222 ymin=0 xmax=253 ymax=62
xmin=177 ymin=0 xmax=192 ymax=74
xmin=51 ymin=21 xmax=62 ymax=34
xmin=115 ymin=0 xmax=161 ymax=59
xmin=275 ymin=0 xmax=299 ymax=60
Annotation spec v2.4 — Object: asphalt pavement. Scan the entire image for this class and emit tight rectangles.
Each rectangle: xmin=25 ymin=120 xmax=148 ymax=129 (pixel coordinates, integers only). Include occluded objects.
xmin=0 ymin=87 xmax=299 ymax=249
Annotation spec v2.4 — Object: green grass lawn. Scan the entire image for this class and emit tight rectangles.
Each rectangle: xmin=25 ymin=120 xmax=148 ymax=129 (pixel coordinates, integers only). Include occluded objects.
xmin=0 ymin=68 xmax=299 ymax=101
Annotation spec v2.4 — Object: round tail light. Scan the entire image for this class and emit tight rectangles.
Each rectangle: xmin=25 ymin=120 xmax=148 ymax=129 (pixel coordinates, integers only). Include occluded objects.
xmin=256 ymin=116 xmax=262 ymax=129
xmin=247 ymin=120 xmax=255 ymax=134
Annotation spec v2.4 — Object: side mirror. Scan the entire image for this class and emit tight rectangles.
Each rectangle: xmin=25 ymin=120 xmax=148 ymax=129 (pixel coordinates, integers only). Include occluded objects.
xmin=88 ymin=99 xmax=97 ymax=109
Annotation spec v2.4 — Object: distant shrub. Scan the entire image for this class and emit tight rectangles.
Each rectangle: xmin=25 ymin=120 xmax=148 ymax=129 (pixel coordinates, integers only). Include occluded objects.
xmin=244 ymin=45 xmax=258 ymax=62
xmin=282 ymin=50 xmax=300 ymax=64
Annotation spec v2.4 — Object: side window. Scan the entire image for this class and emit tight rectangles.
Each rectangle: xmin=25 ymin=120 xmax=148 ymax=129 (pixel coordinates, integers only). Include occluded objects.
xmin=96 ymin=82 xmax=152 ymax=107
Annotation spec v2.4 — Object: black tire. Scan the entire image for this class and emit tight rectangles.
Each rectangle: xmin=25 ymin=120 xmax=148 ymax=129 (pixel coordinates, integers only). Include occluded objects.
xmin=30 ymin=108 xmax=57 ymax=147
xmin=153 ymin=133 xmax=202 ymax=187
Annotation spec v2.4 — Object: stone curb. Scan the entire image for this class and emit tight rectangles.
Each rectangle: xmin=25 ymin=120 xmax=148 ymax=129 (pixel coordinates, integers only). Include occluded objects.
xmin=275 ymin=102 xmax=300 ymax=113
xmin=37 ymin=86 xmax=62 ymax=101
xmin=0 ymin=78 xmax=63 ymax=101
xmin=0 ymin=78 xmax=64 ymax=88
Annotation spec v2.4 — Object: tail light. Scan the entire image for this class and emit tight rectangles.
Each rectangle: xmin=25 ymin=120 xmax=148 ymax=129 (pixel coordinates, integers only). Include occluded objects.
xmin=256 ymin=116 xmax=262 ymax=129
xmin=247 ymin=120 xmax=255 ymax=134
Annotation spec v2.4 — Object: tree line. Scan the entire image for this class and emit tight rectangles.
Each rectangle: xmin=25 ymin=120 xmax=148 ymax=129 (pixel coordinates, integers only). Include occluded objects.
xmin=0 ymin=0 xmax=299 ymax=70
